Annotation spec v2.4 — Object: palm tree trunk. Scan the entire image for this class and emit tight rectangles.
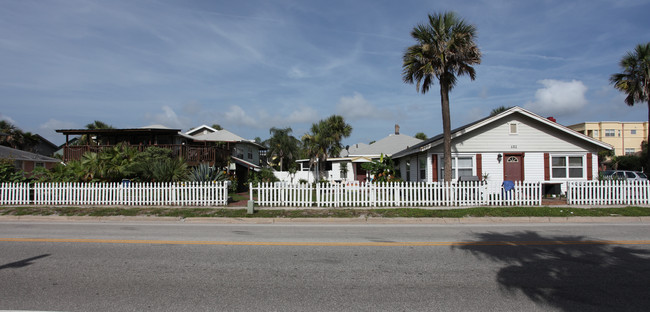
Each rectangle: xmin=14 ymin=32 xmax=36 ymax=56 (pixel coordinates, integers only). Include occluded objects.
xmin=441 ymin=82 xmax=452 ymax=182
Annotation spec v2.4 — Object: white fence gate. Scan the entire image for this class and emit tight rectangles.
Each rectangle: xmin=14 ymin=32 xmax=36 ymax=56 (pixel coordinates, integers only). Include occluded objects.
xmin=251 ymin=181 xmax=542 ymax=208
xmin=0 ymin=182 xmax=230 ymax=206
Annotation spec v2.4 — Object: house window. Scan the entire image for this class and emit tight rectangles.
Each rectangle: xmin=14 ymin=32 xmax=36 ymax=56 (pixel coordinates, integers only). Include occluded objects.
xmin=406 ymin=160 xmax=411 ymax=181
xmin=35 ymin=162 xmax=45 ymax=168
xmin=551 ymin=156 xmax=583 ymax=178
xmin=440 ymin=156 xmax=474 ymax=180
xmin=593 ymin=130 xmax=599 ymax=137
xmin=509 ymin=123 xmax=518 ymax=134
xmin=618 ymin=130 xmax=622 ymax=137
xmin=419 ymin=158 xmax=426 ymax=180
xmin=625 ymin=148 xmax=635 ymax=155
xmin=605 ymin=129 xmax=615 ymax=137
xmin=247 ymin=148 xmax=253 ymax=160
xmin=631 ymin=129 xmax=637 ymax=135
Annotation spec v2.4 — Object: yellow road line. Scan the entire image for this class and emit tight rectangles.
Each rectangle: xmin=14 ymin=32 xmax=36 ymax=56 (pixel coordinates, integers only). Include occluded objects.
xmin=2 ymin=238 xmax=650 ymax=247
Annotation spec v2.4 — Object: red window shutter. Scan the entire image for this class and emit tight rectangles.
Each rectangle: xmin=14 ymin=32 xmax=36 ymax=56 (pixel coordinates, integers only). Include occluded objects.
xmin=431 ymin=156 xmax=438 ymax=182
xmin=476 ymin=154 xmax=482 ymax=180
xmin=544 ymin=153 xmax=550 ymax=180
xmin=587 ymin=153 xmax=593 ymax=180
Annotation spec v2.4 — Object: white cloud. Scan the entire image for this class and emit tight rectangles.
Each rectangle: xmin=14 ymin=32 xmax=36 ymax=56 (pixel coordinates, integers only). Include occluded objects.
xmin=0 ymin=113 xmax=17 ymax=125
xmin=287 ymin=106 xmax=319 ymax=123
xmin=144 ymin=106 xmax=191 ymax=129
xmin=224 ymin=105 xmax=258 ymax=128
xmin=335 ymin=92 xmax=392 ymax=120
xmin=287 ymin=66 xmax=307 ymax=79
xmin=524 ymin=79 xmax=588 ymax=115
xmin=38 ymin=119 xmax=76 ymax=145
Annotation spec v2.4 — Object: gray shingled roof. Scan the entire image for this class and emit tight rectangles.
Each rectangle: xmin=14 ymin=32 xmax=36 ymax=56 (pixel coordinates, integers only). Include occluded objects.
xmin=342 ymin=134 xmax=422 ymax=157
xmin=0 ymin=145 xmax=60 ymax=163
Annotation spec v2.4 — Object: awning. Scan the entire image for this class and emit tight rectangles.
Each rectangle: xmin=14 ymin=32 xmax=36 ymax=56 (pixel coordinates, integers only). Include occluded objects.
xmin=231 ymin=156 xmax=262 ymax=172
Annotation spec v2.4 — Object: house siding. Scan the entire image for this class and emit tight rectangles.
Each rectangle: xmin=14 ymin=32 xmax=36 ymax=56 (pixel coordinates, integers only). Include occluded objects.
xmin=429 ymin=115 xmax=596 ymax=154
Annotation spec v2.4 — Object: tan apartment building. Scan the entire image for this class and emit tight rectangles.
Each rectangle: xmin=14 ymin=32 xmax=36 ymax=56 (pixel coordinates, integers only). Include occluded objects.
xmin=567 ymin=122 xmax=648 ymax=156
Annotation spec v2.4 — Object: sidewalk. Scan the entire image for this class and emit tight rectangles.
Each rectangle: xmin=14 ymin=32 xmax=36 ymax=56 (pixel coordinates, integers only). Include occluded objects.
xmin=1 ymin=215 xmax=649 ymax=224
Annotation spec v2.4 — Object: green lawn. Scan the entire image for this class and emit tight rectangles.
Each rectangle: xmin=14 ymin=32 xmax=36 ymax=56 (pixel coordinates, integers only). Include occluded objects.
xmin=2 ymin=206 xmax=650 ymax=218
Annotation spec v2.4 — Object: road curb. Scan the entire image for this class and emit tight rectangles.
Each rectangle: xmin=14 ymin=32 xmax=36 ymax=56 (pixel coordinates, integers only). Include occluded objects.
xmin=1 ymin=215 xmax=649 ymax=224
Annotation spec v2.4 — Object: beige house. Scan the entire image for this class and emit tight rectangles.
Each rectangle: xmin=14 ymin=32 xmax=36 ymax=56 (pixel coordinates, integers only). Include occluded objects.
xmin=567 ymin=122 xmax=648 ymax=156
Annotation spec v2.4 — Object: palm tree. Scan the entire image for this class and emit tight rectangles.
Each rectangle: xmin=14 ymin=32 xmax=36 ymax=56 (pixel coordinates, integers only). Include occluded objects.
xmin=77 ymin=120 xmax=113 ymax=145
xmin=302 ymin=115 xmax=352 ymax=180
xmin=611 ymin=43 xmax=650 ymax=172
xmin=402 ymin=12 xmax=481 ymax=182
xmin=266 ymin=127 xmax=300 ymax=171
xmin=489 ymin=106 xmax=512 ymax=116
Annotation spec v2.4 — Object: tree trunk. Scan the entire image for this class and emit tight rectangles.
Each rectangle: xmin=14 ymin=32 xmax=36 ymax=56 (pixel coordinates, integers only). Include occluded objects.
xmin=440 ymin=82 xmax=452 ymax=182
xmin=647 ymin=100 xmax=650 ymax=174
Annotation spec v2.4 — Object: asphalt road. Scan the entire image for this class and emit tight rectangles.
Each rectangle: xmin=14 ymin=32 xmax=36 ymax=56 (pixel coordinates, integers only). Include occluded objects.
xmin=1 ymin=221 xmax=649 ymax=311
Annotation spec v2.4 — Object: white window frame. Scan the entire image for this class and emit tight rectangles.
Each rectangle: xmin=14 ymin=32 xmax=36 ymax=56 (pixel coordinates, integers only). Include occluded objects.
xmin=509 ymin=123 xmax=518 ymax=135
xmin=625 ymin=148 xmax=635 ymax=155
xmin=439 ymin=154 xmax=475 ymax=181
xmin=605 ymin=129 xmax=616 ymax=137
xmin=593 ymin=129 xmax=599 ymax=137
xmin=550 ymin=155 xmax=585 ymax=179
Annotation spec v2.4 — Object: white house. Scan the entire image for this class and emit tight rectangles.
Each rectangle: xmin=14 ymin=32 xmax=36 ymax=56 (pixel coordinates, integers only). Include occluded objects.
xmin=391 ymin=107 xmax=613 ymax=194
xmin=291 ymin=125 xmax=422 ymax=183
xmin=186 ymin=125 xmax=266 ymax=170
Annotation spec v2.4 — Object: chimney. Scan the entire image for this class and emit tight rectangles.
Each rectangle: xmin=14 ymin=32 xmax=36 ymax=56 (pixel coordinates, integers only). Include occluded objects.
xmin=547 ymin=117 xmax=556 ymax=123
xmin=395 ymin=124 xmax=400 ymax=135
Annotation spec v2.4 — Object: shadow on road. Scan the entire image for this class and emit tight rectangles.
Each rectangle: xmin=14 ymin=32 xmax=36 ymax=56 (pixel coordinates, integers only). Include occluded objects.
xmin=454 ymin=231 xmax=650 ymax=311
xmin=0 ymin=254 xmax=50 ymax=271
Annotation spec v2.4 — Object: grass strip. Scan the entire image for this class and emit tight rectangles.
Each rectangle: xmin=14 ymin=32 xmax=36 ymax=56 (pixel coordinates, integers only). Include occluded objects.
xmin=1 ymin=206 xmax=650 ymax=218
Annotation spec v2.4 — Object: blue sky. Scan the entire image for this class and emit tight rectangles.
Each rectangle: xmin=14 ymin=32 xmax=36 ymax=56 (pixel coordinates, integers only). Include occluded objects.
xmin=1 ymin=0 xmax=650 ymax=146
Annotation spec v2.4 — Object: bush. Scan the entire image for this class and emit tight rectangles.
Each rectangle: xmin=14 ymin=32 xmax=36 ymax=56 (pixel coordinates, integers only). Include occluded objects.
xmin=188 ymin=163 xmax=227 ymax=182
xmin=0 ymin=160 xmax=27 ymax=183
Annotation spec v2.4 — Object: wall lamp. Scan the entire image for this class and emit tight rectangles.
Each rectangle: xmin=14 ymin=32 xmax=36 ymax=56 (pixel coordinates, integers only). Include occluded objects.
xmin=497 ymin=153 xmax=503 ymax=163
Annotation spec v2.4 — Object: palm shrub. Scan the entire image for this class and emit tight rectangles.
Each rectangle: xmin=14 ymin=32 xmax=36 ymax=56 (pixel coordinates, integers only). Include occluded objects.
xmin=148 ymin=158 xmax=189 ymax=182
xmin=188 ymin=163 xmax=227 ymax=182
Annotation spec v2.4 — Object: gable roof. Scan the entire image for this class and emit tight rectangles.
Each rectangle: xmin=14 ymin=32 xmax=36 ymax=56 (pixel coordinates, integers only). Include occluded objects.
xmin=186 ymin=125 xmax=219 ymax=136
xmin=192 ymin=129 xmax=266 ymax=149
xmin=342 ymin=134 xmax=422 ymax=157
xmin=0 ymin=145 xmax=60 ymax=163
xmin=393 ymin=106 xmax=613 ymax=158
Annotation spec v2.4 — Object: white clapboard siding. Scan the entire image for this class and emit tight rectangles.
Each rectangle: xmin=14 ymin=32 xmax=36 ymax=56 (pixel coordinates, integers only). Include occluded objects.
xmin=249 ymin=181 xmax=542 ymax=207
xmin=567 ymin=180 xmax=650 ymax=205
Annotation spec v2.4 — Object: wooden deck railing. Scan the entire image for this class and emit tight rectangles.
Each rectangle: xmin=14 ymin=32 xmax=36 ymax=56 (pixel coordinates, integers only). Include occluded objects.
xmin=62 ymin=144 xmax=228 ymax=165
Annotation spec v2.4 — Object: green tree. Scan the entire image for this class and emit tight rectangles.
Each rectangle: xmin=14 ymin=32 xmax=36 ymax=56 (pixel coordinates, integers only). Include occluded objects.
xmin=302 ymin=115 xmax=352 ymax=179
xmin=402 ymin=12 xmax=481 ymax=182
xmin=489 ymin=106 xmax=512 ymax=116
xmin=212 ymin=124 xmax=223 ymax=130
xmin=266 ymin=127 xmax=300 ymax=171
xmin=414 ymin=132 xmax=428 ymax=140
xmin=77 ymin=120 xmax=114 ymax=145
xmin=610 ymin=42 xmax=650 ymax=172
xmin=0 ymin=120 xmax=38 ymax=151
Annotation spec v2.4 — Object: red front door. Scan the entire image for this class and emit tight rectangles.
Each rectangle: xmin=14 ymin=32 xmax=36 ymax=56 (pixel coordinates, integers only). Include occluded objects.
xmin=503 ymin=154 xmax=524 ymax=182
xmin=355 ymin=163 xmax=367 ymax=182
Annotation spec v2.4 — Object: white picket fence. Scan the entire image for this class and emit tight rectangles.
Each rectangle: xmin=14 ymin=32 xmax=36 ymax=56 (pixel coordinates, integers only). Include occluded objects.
xmin=250 ymin=181 xmax=542 ymax=207
xmin=567 ymin=180 xmax=650 ymax=205
xmin=0 ymin=182 xmax=230 ymax=206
